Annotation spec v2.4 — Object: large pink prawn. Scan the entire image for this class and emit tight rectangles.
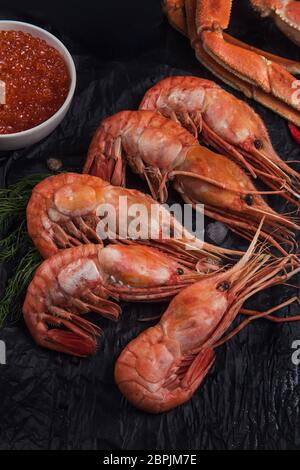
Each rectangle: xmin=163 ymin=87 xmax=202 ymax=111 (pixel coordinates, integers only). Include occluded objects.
xmin=115 ymin=230 xmax=300 ymax=413
xmin=23 ymin=243 xmax=203 ymax=356
xmin=140 ymin=75 xmax=300 ymax=207
xmin=83 ymin=110 xmax=299 ymax=254
xmin=26 ymin=172 xmax=241 ymax=272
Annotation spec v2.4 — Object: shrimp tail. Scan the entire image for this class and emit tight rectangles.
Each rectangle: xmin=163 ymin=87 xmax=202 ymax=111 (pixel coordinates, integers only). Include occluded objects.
xmin=25 ymin=311 xmax=103 ymax=357
xmin=45 ymin=330 xmax=98 ymax=357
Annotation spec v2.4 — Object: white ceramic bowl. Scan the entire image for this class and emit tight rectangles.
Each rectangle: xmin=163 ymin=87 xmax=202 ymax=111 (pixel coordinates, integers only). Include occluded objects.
xmin=0 ymin=21 xmax=76 ymax=151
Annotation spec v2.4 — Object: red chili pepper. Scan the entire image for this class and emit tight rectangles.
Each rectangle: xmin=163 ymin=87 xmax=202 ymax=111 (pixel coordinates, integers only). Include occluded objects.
xmin=288 ymin=123 xmax=300 ymax=145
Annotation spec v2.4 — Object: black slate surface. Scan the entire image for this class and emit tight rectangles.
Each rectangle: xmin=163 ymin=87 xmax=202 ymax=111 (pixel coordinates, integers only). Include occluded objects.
xmin=0 ymin=1 xmax=300 ymax=450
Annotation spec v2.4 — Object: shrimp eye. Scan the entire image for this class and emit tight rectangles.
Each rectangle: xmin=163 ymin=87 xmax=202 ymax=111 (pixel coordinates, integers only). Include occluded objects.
xmin=254 ymin=139 xmax=263 ymax=150
xmin=243 ymin=194 xmax=254 ymax=206
xmin=176 ymin=268 xmax=184 ymax=275
xmin=217 ymin=281 xmax=231 ymax=291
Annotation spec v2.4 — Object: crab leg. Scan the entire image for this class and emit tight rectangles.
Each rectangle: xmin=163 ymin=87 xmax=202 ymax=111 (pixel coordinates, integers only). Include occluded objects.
xmin=184 ymin=0 xmax=300 ymax=126
xmin=196 ymin=0 xmax=300 ymax=111
xmin=165 ymin=0 xmax=300 ymax=126
xmin=223 ymin=32 xmax=300 ymax=74
xmin=164 ymin=0 xmax=188 ymax=35
xmin=164 ymin=0 xmax=300 ymax=72
xmin=250 ymin=0 xmax=300 ymax=47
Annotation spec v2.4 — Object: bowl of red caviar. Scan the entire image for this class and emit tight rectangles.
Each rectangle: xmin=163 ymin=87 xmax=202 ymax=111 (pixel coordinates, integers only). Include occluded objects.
xmin=0 ymin=21 xmax=76 ymax=150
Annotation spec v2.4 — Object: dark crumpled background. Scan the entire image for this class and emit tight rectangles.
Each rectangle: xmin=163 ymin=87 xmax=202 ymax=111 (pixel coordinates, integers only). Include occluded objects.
xmin=0 ymin=1 xmax=300 ymax=450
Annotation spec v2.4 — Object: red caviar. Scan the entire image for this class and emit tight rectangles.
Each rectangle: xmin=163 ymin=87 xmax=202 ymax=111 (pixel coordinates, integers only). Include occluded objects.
xmin=0 ymin=30 xmax=70 ymax=134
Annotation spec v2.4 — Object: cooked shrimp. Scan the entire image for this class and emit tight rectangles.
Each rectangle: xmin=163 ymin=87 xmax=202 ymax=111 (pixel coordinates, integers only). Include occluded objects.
xmin=84 ymin=110 xmax=299 ymax=254
xmin=23 ymin=243 xmax=202 ymax=356
xmin=27 ymin=172 xmax=240 ymax=270
xmin=140 ymin=75 xmax=300 ymax=207
xmin=115 ymin=230 xmax=300 ymax=413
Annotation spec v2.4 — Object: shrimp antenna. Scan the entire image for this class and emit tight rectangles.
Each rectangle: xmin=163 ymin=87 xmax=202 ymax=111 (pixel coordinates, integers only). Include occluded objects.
xmin=217 ymin=217 xmax=266 ymax=286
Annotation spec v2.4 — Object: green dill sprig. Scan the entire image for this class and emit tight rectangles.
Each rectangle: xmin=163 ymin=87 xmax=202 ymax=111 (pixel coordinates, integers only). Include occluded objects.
xmin=0 ymin=248 xmax=42 ymax=325
xmin=0 ymin=174 xmax=49 ymax=234
xmin=0 ymin=220 xmax=28 ymax=262
xmin=0 ymin=173 xmax=49 ymax=326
